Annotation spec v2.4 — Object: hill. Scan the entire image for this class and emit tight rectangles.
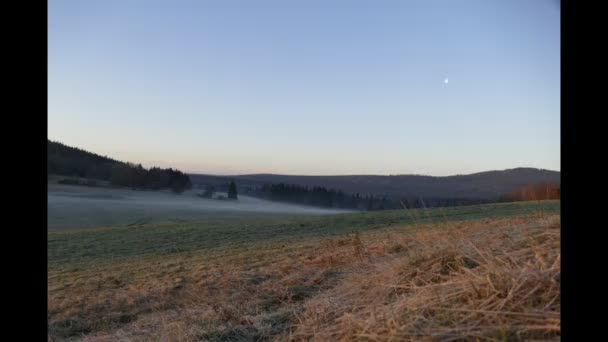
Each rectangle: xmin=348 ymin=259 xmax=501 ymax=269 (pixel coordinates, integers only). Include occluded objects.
xmin=189 ymin=168 xmax=560 ymax=201
xmin=48 ymin=140 xmax=192 ymax=192
xmin=47 ymin=140 xmax=559 ymax=205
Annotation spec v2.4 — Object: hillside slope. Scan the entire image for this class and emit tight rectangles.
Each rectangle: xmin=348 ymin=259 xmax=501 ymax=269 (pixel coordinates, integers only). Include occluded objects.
xmin=48 ymin=140 xmax=191 ymax=192
xmin=190 ymin=168 xmax=560 ymax=200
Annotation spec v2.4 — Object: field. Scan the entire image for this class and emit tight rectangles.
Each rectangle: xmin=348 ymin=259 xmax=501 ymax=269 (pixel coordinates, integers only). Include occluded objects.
xmin=48 ymin=183 xmax=351 ymax=230
xmin=48 ymin=200 xmax=560 ymax=341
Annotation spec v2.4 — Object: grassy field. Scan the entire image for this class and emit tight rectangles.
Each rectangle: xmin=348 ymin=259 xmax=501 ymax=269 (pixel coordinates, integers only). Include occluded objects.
xmin=48 ymin=183 xmax=351 ymax=230
xmin=48 ymin=200 xmax=560 ymax=341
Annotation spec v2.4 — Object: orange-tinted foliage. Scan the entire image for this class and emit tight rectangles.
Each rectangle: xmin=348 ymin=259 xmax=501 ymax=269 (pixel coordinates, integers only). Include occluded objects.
xmin=504 ymin=182 xmax=560 ymax=201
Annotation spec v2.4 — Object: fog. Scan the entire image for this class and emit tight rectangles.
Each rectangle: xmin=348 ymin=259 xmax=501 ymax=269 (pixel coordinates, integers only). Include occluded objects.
xmin=48 ymin=184 xmax=352 ymax=230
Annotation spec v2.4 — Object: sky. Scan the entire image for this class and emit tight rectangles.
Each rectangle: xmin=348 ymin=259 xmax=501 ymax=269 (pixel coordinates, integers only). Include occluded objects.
xmin=48 ymin=0 xmax=560 ymax=176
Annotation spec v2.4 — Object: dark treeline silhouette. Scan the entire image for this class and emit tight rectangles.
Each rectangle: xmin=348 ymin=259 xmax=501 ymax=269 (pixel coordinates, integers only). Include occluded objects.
xmin=242 ymin=183 xmax=490 ymax=211
xmin=228 ymin=181 xmax=238 ymax=199
xmin=253 ymin=183 xmax=365 ymax=209
xmin=48 ymin=140 xmax=192 ymax=193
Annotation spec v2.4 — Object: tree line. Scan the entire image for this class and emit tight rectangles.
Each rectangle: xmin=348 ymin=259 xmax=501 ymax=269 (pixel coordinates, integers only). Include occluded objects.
xmin=251 ymin=183 xmax=386 ymax=210
xmin=48 ymin=140 xmax=192 ymax=193
xmin=241 ymin=183 xmax=491 ymax=211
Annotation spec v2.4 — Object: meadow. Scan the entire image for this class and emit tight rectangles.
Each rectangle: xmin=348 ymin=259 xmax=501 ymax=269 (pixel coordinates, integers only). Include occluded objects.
xmin=48 ymin=200 xmax=559 ymax=341
xmin=48 ymin=183 xmax=350 ymax=230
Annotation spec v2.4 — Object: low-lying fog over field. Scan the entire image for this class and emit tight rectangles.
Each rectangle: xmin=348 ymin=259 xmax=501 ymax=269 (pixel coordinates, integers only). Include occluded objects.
xmin=48 ymin=184 xmax=352 ymax=230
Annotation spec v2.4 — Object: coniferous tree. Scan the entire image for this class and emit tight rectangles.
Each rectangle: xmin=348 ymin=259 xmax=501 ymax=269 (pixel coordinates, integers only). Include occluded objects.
xmin=228 ymin=181 xmax=238 ymax=199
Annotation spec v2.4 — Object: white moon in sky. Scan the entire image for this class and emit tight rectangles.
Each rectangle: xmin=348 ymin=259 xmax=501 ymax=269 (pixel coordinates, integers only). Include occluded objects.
xmin=444 ymin=78 xmax=449 ymax=84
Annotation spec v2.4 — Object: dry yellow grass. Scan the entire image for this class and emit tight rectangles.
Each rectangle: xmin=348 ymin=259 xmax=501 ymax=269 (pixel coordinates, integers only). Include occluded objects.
xmin=48 ymin=214 xmax=559 ymax=341
xmin=286 ymin=215 xmax=560 ymax=341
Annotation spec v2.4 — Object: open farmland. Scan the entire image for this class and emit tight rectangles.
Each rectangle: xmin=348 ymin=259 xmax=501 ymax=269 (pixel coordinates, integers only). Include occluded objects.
xmin=48 ymin=200 xmax=559 ymax=341
xmin=48 ymin=183 xmax=352 ymax=230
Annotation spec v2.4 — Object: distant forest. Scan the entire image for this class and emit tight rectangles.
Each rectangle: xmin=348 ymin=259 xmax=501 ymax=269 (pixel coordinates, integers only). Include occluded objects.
xmin=252 ymin=183 xmax=384 ymax=210
xmin=48 ymin=140 xmax=192 ymax=193
xmin=241 ymin=181 xmax=560 ymax=211
xmin=47 ymin=140 xmax=560 ymax=208
xmin=241 ymin=183 xmax=495 ymax=211
xmin=238 ymin=179 xmax=561 ymax=210
xmin=190 ymin=168 xmax=561 ymax=211
xmin=190 ymin=168 xmax=560 ymax=201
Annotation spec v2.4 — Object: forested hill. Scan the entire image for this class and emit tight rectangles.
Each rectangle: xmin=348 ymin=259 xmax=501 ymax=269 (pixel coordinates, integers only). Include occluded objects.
xmin=190 ymin=168 xmax=560 ymax=201
xmin=48 ymin=140 xmax=192 ymax=192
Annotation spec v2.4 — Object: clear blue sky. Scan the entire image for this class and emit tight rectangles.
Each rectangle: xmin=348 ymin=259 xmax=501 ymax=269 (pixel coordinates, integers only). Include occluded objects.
xmin=48 ymin=0 xmax=560 ymax=176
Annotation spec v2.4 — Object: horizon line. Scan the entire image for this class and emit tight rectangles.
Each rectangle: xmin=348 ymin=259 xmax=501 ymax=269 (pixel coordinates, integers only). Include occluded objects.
xmin=187 ymin=167 xmax=561 ymax=178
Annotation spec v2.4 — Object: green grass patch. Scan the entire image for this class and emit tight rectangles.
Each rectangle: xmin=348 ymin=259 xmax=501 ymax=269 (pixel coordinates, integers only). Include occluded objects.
xmin=48 ymin=201 xmax=559 ymax=269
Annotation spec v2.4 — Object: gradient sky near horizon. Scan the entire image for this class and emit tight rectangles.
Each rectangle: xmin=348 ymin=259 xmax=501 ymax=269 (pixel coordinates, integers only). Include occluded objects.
xmin=48 ymin=0 xmax=560 ymax=176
